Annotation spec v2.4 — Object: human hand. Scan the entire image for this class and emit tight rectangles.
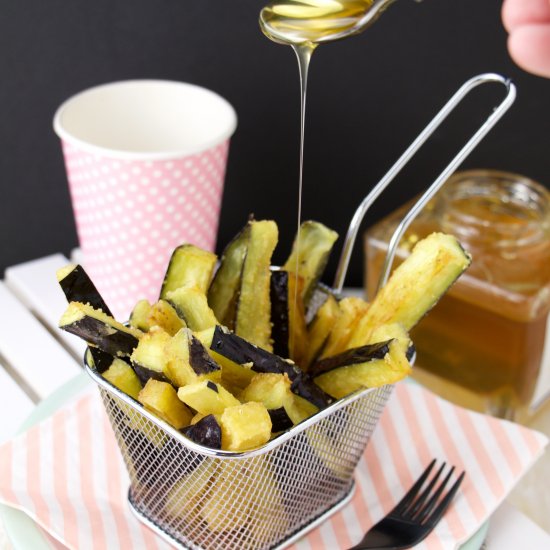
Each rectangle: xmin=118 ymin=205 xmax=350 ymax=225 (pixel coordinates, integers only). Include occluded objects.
xmin=502 ymin=0 xmax=550 ymax=77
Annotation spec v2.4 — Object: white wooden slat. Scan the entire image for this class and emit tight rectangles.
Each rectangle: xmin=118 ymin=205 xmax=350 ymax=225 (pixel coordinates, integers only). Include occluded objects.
xmin=0 ymin=282 xmax=80 ymax=400
xmin=4 ymin=254 xmax=86 ymax=359
xmin=0 ymin=364 xmax=34 ymax=443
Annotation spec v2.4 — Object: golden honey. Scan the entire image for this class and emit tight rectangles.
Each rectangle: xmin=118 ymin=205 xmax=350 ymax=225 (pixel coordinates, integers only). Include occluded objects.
xmin=260 ymin=0 xmax=375 ymax=45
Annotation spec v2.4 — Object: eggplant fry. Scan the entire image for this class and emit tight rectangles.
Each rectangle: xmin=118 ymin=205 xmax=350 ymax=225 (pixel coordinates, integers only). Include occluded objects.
xmin=130 ymin=299 xmax=185 ymax=335
xmin=240 ymin=373 xmax=294 ymax=432
xmin=270 ymin=270 xmax=290 ymax=358
xmin=57 ymin=264 xmax=113 ymax=316
xmin=235 ymin=220 xmax=278 ymax=351
xmin=208 ymin=222 xmax=251 ymax=329
xmin=270 ymin=270 xmax=308 ymax=366
xmin=313 ymin=339 xmax=412 ymax=399
xmin=283 ymin=220 xmax=338 ymax=306
xmin=160 ymin=244 xmax=217 ymax=298
xmin=303 ymin=293 xmax=340 ymax=369
xmin=102 ymin=357 xmax=143 ymax=401
xmin=165 ymin=328 xmax=221 ymax=388
xmin=59 ymin=301 xmax=141 ymax=357
xmin=166 ymin=286 xmax=218 ymax=331
xmin=211 ymin=325 xmax=333 ymax=409
xmin=320 ymin=296 xmax=369 ymax=358
xmin=138 ymin=379 xmax=193 ymax=430
xmin=350 ymin=232 xmax=471 ymax=343
xmin=181 ymin=414 xmax=222 ymax=449
xmin=130 ymin=327 xmax=173 ymax=386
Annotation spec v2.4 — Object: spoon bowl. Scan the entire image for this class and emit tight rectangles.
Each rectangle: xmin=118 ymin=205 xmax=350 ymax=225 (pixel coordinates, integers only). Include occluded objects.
xmin=259 ymin=0 xmax=401 ymax=46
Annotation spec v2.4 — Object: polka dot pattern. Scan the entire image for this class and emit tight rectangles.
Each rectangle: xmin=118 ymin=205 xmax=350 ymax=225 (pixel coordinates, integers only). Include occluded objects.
xmin=61 ymin=140 xmax=230 ymax=320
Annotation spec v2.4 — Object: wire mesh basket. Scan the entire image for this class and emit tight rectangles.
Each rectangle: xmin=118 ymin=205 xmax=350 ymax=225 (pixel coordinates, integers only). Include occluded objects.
xmin=83 ymin=73 xmax=516 ymax=550
xmin=85 ymin=352 xmax=392 ymax=550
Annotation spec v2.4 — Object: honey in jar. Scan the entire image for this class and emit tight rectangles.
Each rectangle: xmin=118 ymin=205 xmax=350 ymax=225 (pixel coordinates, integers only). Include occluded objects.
xmin=364 ymin=170 xmax=550 ymax=420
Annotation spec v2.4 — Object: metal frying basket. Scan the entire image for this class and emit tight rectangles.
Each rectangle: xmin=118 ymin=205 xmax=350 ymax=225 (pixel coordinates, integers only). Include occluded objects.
xmin=86 ymin=356 xmax=392 ymax=550
xmin=85 ymin=73 xmax=515 ymax=550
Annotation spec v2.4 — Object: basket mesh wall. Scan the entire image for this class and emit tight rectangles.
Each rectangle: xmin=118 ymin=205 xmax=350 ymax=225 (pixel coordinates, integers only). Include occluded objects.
xmin=99 ymin=385 xmax=392 ymax=550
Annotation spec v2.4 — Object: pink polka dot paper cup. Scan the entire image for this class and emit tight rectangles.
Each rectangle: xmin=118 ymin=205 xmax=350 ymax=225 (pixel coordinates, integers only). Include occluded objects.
xmin=54 ymin=80 xmax=237 ymax=319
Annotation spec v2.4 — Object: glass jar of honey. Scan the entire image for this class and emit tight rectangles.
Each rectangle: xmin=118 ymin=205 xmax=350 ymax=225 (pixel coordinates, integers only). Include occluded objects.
xmin=364 ymin=169 xmax=550 ymax=420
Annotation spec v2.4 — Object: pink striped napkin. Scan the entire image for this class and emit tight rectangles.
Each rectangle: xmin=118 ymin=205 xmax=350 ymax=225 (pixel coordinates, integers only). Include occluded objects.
xmin=0 ymin=381 xmax=547 ymax=550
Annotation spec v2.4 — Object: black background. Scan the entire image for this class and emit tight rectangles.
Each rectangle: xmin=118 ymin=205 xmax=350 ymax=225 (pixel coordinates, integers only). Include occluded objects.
xmin=1 ymin=0 xmax=549 ymax=287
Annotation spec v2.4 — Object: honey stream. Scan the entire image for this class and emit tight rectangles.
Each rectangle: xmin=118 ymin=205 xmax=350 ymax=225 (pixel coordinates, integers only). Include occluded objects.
xmin=259 ymin=0 xmax=388 ymax=353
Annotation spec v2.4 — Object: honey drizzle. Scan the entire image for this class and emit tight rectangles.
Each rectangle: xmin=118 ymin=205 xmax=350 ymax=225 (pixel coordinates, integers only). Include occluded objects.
xmin=290 ymin=43 xmax=316 ymax=356
xmin=259 ymin=1 xmax=388 ymax=358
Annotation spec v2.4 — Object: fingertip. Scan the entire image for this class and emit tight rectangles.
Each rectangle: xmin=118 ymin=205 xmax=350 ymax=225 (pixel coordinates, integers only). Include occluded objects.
xmin=502 ymin=0 xmax=550 ymax=33
xmin=508 ymin=24 xmax=550 ymax=78
xmin=501 ymin=0 xmax=517 ymax=33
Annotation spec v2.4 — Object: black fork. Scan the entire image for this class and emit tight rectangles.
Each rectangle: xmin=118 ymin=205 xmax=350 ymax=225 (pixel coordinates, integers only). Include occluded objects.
xmin=348 ymin=460 xmax=465 ymax=550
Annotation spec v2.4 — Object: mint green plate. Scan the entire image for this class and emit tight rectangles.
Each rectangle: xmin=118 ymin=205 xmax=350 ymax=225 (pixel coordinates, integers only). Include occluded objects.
xmin=0 ymin=374 xmax=489 ymax=549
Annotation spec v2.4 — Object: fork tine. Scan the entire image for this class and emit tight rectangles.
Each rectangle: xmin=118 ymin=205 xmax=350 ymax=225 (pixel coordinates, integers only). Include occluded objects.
xmin=413 ymin=465 xmax=456 ymax=522
xmin=423 ymin=470 xmax=466 ymax=527
xmin=402 ymin=461 xmax=446 ymax=519
xmin=350 ymin=464 xmax=466 ymax=550
xmin=392 ymin=459 xmax=437 ymax=515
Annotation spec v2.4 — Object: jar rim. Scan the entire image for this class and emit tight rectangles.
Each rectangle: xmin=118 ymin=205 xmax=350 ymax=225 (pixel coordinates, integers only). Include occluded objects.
xmin=438 ymin=169 xmax=550 ymax=247
xmin=443 ymin=169 xmax=549 ymax=201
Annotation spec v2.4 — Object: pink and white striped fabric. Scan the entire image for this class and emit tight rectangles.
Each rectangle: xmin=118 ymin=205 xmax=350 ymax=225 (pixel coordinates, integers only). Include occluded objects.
xmin=0 ymin=382 xmax=546 ymax=550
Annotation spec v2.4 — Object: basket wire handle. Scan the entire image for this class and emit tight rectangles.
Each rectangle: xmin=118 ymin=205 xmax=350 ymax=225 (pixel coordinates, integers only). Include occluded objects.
xmin=332 ymin=73 xmax=517 ymax=297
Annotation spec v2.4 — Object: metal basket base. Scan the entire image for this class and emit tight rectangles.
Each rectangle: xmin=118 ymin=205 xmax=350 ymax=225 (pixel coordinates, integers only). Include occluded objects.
xmin=127 ymin=479 xmax=357 ymax=550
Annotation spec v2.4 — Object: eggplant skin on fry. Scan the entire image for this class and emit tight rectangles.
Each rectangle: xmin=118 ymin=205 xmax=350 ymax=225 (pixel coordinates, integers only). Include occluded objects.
xmin=59 ymin=301 xmax=141 ymax=357
xmin=56 ymin=264 xmax=113 ymax=317
xmin=210 ymin=325 xmax=333 ymax=409
xmin=211 ymin=325 xmax=302 ymax=379
xmin=309 ymin=340 xmax=392 ymax=378
xmin=87 ymin=348 xmax=143 ymax=401
xmin=87 ymin=346 xmax=120 ymax=374
xmin=268 ymin=407 xmax=294 ymax=432
xmin=312 ymin=339 xmax=412 ymax=399
xmin=270 ymin=269 xmax=308 ymax=366
xmin=270 ymin=270 xmax=290 ymax=359
xmin=208 ymin=222 xmax=251 ymax=329
xmin=181 ymin=414 xmax=222 ymax=449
